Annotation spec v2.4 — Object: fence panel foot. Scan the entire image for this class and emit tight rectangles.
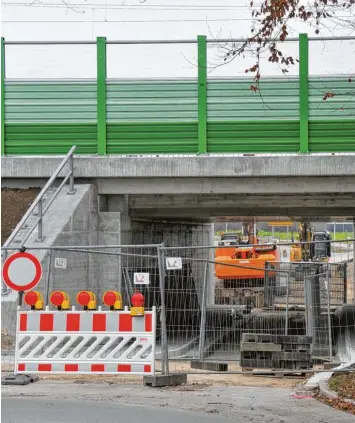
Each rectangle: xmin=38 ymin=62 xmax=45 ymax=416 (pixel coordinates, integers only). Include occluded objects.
xmin=143 ymin=373 xmax=187 ymax=387
xmin=2 ymin=374 xmax=39 ymax=386
xmin=190 ymin=361 xmax=228 ymax=371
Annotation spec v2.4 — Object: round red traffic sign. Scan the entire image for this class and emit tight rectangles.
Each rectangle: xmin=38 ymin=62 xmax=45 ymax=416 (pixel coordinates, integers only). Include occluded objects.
xmin=2 ymin=252 xmax=42 ymax=292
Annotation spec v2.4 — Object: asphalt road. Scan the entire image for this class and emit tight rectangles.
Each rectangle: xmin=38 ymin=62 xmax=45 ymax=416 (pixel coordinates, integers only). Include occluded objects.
xmin=2 ymin=380 xmax=353 ymax=423
xmin=2 ymin=398 xmax=233 ymax=423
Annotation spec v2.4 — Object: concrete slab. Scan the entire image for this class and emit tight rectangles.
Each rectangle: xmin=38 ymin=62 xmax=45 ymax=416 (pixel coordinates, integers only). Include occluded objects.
xmin=3 ymin=154 xmax=355 ymax=179
xmin=2 ymin=374 xmax=39 ymax=386
xmin=143 ymin=373 xmax=187 ymax=387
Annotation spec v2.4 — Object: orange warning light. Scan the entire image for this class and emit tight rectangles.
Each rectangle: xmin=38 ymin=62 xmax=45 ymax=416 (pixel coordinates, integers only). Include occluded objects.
xmin=130 ymin=291 xmax=144 ymax=316
xmin=76 ymin=291 xmax=96 ymax=310
xmin=50 ymin=291 xmax=70 ymax=310
xmin=102 ymin=291 xmax=122 ymax=310
xmin=24 ymin=290 xmax=44 ymax=310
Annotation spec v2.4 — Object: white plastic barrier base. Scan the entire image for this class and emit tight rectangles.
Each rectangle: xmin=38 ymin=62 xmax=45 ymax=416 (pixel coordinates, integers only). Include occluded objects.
xmin=15 ymin=308 xmax=156 ymax=376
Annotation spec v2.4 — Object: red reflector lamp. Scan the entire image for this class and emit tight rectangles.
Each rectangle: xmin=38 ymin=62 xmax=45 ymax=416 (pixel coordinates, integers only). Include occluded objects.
xmin=130 ymin=291 xmax=144 ymax=316
xmin=102 ymin=291 xmax=122 ymax=310
xmin=50 ymin=290 xmax=70 ymax=310
xmin=76 ymin=290 xmax=96 ymax=310
xmin=24 ymin=290 xmax=43 ymax=310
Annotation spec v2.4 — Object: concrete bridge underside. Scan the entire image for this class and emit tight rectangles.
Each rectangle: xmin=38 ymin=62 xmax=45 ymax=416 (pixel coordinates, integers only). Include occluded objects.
xmin=2 ymin=154 xmax=355 ymax=220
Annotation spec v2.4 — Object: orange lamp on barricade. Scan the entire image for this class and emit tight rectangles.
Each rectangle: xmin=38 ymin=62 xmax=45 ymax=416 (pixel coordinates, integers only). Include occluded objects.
xmin=50 ymin=290 xmax=70 ymax=310
xmin=76 ymin=291 xmax=97 ymax=310
xmin=102 ymin=291 xmax=122 ymax=310
xmin=24 ymin=291 xmax=44 ymax=310
xmin=130 ymin=291 xmax=144 ymax=316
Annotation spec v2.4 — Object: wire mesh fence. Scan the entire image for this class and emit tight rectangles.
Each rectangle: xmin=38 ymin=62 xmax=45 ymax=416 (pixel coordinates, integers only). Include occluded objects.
xmin=2 ymin=239 xmax=355 ymax=375
xmin=161 ymin=242 xmax=355 ymax=374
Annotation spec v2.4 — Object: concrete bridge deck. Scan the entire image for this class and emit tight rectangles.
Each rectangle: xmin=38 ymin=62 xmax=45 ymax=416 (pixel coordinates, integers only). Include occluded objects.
xmin=3 ymin=154 xmax=355 ymax=220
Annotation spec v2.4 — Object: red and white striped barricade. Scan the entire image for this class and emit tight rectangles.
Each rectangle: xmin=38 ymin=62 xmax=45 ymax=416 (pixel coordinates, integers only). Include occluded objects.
xmin=14 ymin=307 xmax=156 ymax=375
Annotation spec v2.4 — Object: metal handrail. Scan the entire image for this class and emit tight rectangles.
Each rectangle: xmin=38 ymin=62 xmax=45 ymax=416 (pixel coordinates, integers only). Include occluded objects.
xmin=3 ymin=36 xmax=355 ymax=45
xmin=2 ymin=145 xmax=76 ymax=251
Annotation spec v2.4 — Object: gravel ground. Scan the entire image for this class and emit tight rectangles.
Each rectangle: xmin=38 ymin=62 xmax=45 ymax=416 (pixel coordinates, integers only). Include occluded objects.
xmin=2 ymin=378 xmax=353 ymax=422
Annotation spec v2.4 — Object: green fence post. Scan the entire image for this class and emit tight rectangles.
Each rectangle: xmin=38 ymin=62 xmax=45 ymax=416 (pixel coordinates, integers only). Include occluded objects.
xmin=299 ymin=33 xmax=309 ymax=153
xmin=1 ymin=37 xmax=5 ymax=156
xmin=197 ymin=35 xmax=207 ymax=154
xmin=97 ymin=37 xmax=107 ymax=155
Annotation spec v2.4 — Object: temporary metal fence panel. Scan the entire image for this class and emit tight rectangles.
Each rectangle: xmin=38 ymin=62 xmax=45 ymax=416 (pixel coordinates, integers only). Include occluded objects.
xmin=15 ymin=308 xmax=156 ymax=375
xmin=264 ymin=262 xmax=348 ymax=308
xmin=2 ymin=240 xmax=355 ymax=376
xmin=161 ymin=243 xmax=355 ymax=374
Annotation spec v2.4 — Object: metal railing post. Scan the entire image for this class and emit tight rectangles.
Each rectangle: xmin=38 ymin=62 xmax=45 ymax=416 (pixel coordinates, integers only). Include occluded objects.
xmin=284 ymin=272 xmax=290 ymax=335
xmin=299 ymin=33 xmax=309 ymax=153
xmin=198 ymin=258 xmax=208 ymax=360
xmin=353 ymin=220 xmax=355 ymax=303
xmin=343 ymin=262 xmax=348 ymax=304
xmin=36 ymin=199 xmax=44 ymax=241
xmin=264 ymin=261 xmax=272 ymax=307
xmin=157 ymin=243 xmax=169 ymax=376
xmin=68 ymin=153 xmax=76 ymax=194
xmin=326 ymin=264 xmax=333 ymax=362
xmin=97 ymin=36 xmax=107 ymax=155
xmin=1 ymin=37 xmax=5 ymax=156
xmin=1 ymin=249 xmax=8 ymax=294
xmin=197 ymin=34 xmax=207 ymax=154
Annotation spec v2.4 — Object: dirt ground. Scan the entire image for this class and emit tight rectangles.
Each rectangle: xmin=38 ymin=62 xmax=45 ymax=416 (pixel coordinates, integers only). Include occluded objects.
xmin=11 ymin=372 xmax=304 ymax=389
xmin=328 ymin=372 xmax=355 ymax=401
xmin=315 ymin=372 xmax=355 ymax=415
xmin=1 ymin=188 xmax=40 ymax=243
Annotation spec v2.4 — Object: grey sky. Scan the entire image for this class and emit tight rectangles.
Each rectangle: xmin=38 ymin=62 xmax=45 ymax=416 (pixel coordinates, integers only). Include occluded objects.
xmin=1 ymin=0 xmax=354 ymax=78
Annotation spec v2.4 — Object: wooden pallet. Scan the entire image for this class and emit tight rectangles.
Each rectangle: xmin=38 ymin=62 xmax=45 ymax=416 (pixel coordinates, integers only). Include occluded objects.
xmin=241 ymin=368 xmax=313 ymax=379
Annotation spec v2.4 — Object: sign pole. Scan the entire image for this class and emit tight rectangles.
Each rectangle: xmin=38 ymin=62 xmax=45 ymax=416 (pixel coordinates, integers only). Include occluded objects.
xmin=18 ymin=291 xmax=23 ymax=307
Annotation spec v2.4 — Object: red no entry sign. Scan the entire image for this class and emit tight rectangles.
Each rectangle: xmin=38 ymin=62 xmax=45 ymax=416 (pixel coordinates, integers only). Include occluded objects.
xmin=2 ymin=252 xmax=42 ymax=292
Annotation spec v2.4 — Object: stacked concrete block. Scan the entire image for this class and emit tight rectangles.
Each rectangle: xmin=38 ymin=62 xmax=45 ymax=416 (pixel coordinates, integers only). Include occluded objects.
xmin=240 ymin=333 xmax=312 ymax=370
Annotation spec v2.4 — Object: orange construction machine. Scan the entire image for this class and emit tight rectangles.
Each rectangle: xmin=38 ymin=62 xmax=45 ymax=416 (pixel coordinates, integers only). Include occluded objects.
xmin=215 ymin=223 xmax=279 ymax=287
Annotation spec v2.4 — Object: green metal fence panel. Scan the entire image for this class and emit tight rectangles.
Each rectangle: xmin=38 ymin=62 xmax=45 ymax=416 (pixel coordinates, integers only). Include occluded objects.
xmin=206 ymin=78 xmax=300 ymax=153
xmin=4 ymin=81 xmax=97 ymax=154
xmin=4 ymin=123 xmax=97 ymax=155
xmin=309 ymin=77 xmax=355 ymax=119
xmin=106 ymin=80 xmax=198 ymax=153
xmin=207 ymin=78 xmax=300 ymax=120
xmin=2 ymin=75 xmax=354 ymax=155
xmin=308 ymin=77 xmax=355 ymax=152
xmin=106 ymin=80 xmax=198 ymax=122
xmin=107 ymin=122 xmax=198 ymax=154
xmin=309 ymin=120 xmax=355 ymax=152
xmin=5 ymin=81 xmax=97 ymax=122
xmin=207 ymin=120 xmax=300 ymax=153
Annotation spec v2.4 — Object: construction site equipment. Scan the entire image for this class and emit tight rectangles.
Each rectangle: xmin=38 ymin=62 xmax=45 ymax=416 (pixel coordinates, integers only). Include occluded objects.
xmin=290 ymin=222 xmax=331 ymax=262
xmin=14 ymin=299 xmax=156 ymax=376
xmin=215 ymin=223 xmax=279 ymax=287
